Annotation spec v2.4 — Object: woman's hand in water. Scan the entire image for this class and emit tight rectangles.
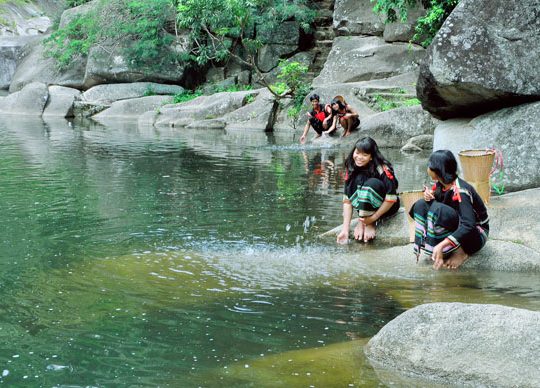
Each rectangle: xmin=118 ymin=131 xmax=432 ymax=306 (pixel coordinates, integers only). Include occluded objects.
xmin=336 ymin=230 xmax=349 ymax=244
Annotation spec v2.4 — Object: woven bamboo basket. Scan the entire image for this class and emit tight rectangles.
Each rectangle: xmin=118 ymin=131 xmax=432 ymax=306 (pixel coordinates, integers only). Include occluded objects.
xmin=458 ymin=149 xmax=495 ymax=204
xmin=399 ymin=190 xmax=425 ymax=242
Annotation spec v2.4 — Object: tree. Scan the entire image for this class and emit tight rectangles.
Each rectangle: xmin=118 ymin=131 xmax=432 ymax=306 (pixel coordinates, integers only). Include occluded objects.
xmin=371 ymin=0 xmax=460 ymax=47
xmin=176 ymin=0 xmax=315 ymax=98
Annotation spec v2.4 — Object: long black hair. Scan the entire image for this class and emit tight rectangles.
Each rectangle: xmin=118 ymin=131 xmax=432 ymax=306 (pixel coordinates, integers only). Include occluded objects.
xmin=344 ymin=137 xmax=392 ymax=179
xmin=428 ymin=150 xmax=458 ymax=184
xmin=331 ymin=98 xmax=346 ymax=112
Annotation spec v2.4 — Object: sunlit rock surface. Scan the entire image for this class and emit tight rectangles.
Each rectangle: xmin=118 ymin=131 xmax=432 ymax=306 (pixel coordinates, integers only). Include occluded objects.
xmin=365 ymin=303 xmax=540 ymax=387
xmin=313 ymin=36 xmax=424 ymax=86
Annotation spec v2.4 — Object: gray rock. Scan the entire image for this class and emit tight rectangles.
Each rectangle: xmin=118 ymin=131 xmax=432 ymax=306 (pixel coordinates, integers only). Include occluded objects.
xmin=433 ymin=101 xmax=540 ymax=191
xmin=0 ymin=1 xmax=54 ymax=36
xmin=313 ymin=36 xmax=425 ymax=85
xmin=0 ymin=81 xmax=48 ymax=115
xmin=9 ymin=37 xmax=87 ymax=92
xmin=223 ymin=89 xmax=278 ymax=132
xmin=83 ymin=42 xmax=187 ymax=88
xmin=361 ymin=105 xmax=437 ymax=148
xmin=82 ymin=82 xmax=184 ymax=104
xmin=253 ymin=51 xmax=315 ymax=89
xmin=382 ymin=4 xmax=426 ymax=43
xmin=0 ymin=36 xmax=38 ymax=89
xmin=417 ymin=0 xmax=540 ymax=119
xmin=43 ymin=85 xmax=81 ymax=117
xmin=400 ymin=143 xmax=423 ymax=153
xmin=365 ymin=303 xmax=540 ymax=387
xmin=401 ymin=134 xmax=434 ymax=153
xmin=91 ymin=95 xmax=171 ymax=121
xmin=155 ymin=90 xmax=258 ymax=128
xmin=257 ymin=44 xmax=298 ymax=72
xmin=333 ymin=0 xmax=384 ymax=36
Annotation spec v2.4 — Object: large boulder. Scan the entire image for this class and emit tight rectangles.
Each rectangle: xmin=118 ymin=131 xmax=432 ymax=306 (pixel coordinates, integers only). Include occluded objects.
xmin=222 ymin=89 xmax=278 ymax=132
xmin=333 ymin=0 xmax=384 ymax=36
xmin=154 ymin=90 xmax=258 ymax=128
xmin=365 ymin=303 xmax=540 ymax=387
xmin=360 ymin=105 xmax=437 ymax=148
xmin=91 ymin=95 xmax=172 ymax=121
xmin=9 ymin=37 xmax=87 ymax=92
xmin=81 ymin=82 xmax=184 ymax=104
xmin=257 ymin=21 xmax=300 ymax=72
xmin=313 ymin=36 xmax=425 ymax=85
xmin=417 ymin=0 xmax=540 ymax=119
xmin=0 ymin=81 xmax=48 ymax=115
xmin=0 ymin=36 xmax=39 ymax=89
xmin=433 ymin=101 xmax=540 ymax=191
xmin=43 ymin=85 xmax=81 ymax=117
xmin=83 ymin=41 xmax=188 ymax=87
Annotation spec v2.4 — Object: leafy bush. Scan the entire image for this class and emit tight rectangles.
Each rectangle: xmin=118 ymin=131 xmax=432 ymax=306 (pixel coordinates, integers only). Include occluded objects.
xmin=371 ymin=0 xmax=460 ymax=47
xmin=171 ymin=89 xmax=203 ymax=104
xmin=45 ymin=0 xmax=181 ymax=71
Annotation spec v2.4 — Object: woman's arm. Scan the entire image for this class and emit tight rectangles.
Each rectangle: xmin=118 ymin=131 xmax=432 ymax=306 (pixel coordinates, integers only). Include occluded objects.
xmin=325 ymin=115 xmax=338 ymax=133
xmin=345 ymin=104 xmax=359 ymax=119
xmin=337 ymin=200 xmax=353 ymax=244
xmin=360 ymin=200 xmax=394 ymax=225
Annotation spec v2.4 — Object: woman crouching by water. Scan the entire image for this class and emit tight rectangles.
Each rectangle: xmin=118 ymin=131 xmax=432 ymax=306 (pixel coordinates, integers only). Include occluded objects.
xmin=410 ymin=150 xmax=489 ymax=270
xmin=337 ymin=137 xmax=400 ymax=244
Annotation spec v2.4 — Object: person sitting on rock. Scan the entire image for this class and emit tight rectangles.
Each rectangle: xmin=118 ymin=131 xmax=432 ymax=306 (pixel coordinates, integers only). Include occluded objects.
xmin=326 ymin=97 xmax=360 ymax=137
xmin=337 ymin=137 xmax=400 ymax=244
xmin=299 ymin=94 xmax=333 ymax=144
xmin=410 ymin=150 xmax=489 ymax=270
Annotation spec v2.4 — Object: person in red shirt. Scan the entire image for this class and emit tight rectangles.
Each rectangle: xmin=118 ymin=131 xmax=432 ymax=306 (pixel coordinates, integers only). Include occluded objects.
xmin=299 ymin=94 xmax=332 ymax=144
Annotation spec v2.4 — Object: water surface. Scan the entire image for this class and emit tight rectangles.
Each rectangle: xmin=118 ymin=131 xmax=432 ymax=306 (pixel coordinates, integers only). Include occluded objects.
xmin=1 ymin=117 xmax=538 ymax=387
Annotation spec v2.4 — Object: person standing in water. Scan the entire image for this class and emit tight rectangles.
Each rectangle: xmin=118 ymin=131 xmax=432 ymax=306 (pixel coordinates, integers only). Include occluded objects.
xmin=326 ymin=97 xmax=360 ymax=137
xmin=410 ymin=150 xmax=489 ymax=270
xmin=337 ymin=137 xmax=400 ymax=244
xmin=299 ymin=94 xmax=332 ymax=144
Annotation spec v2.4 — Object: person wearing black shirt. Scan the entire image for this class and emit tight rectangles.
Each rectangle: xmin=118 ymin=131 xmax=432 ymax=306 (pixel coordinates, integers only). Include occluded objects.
xmin=410 ymin=150 xmax=489 ymax=270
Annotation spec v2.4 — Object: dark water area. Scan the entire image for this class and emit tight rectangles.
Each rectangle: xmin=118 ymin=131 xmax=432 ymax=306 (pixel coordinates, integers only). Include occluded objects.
xmin=1 ymin=117 xmax=538 ymax=386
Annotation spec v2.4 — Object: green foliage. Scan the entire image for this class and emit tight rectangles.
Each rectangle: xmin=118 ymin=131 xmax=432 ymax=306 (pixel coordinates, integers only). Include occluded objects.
xmin=371 ymin=0 xmax=459 ymax=47
xmin=44 ymin=13 xmax=98 ymax=69
xmin=276 ymin=59 xmax=309 ymax=96
xmin=65 ymin=0 xmax=92 ymax=6
xmin=176 ymin=0 xmax=316 ymax=65
xmin=171 ymin=89 xmax=203 ymax=104
xmin=270 ymin=82 xmax=288 ymax=96
xmin=370 ymin=94 xmax=420 ymax=111
xmin=44 ymin=0 xmax=180 ymax=71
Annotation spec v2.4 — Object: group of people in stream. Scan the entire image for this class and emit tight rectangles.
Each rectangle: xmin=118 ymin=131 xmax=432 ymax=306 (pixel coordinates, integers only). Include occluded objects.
xmin=304 ymin=123 xmax=489 ymax=270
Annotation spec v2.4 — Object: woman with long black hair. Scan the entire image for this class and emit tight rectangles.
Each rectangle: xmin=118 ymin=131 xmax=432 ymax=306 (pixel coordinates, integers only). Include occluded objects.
xmin=410 ymin=150 xmax=489 ymax=270
xmin=337 ymin=137 xmax=400 ymax=244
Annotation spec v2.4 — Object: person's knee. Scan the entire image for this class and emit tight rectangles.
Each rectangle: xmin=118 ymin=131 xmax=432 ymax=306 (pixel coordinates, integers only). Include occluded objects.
xmin=365 ymin=177 xmax=385 ymax=192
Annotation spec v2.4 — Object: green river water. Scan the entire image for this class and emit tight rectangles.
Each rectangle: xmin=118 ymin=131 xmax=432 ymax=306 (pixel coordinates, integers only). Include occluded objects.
xmin=1 ymin=117 xmax=539 ymax=387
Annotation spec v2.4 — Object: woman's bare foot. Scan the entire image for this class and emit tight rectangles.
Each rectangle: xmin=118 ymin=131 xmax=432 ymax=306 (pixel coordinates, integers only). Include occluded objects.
xmin=363 ymin=223 xmax=377 ymax=242
xmin=354 ymin=221 xmax=365 ymax=241
xmin=342 ymin=130 xmax=350 ymax=137
xmin=444 ymin=247 xmax=469 ymax=269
